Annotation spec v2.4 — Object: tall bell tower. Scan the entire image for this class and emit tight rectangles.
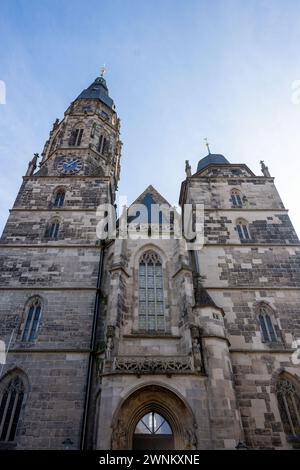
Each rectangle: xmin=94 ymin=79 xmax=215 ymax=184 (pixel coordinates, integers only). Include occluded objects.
xmin=0 ymin=73 xmax=121 ymax=449
xmin=38 ymin=71 xmax=121 ymax=187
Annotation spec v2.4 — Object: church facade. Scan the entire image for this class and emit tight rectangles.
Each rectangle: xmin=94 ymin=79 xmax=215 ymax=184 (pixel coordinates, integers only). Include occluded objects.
xmin=0 ymin=76 xmax=300 ymax=450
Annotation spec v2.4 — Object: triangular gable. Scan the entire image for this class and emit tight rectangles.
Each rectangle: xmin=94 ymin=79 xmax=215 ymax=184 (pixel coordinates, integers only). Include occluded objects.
xmin=126 ymin=185 xmax=174 ymax=225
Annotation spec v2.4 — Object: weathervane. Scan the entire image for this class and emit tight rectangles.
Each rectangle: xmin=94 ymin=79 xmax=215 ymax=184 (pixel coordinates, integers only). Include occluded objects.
xmin=100 ymin=65 xmax=107 ymax=77
xmin=204 ymin=137 xmax=211 ymax=154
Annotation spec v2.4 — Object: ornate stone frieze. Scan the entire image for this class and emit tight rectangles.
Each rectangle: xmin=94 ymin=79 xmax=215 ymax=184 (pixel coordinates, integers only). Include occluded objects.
xmin=112 ymin=356 xmax=193 ymax=375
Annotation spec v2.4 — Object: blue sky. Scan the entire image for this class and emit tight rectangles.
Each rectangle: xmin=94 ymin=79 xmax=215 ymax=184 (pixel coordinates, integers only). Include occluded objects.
xmin=0 ymin=0 xmax=299 ymax=234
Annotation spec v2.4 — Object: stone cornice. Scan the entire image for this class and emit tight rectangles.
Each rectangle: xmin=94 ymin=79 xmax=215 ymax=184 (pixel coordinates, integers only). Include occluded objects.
xmin=229 ymin=348 xmax=295 ymax=354
xmin=203 ymin=208 xmax=288 ymax=212
xmin=10 ymin=208 xmax=102 ymax=212
xmin=6 ymin=348 xmax=91 ymax=353
xmin=22 ymin=175 xmax=111 ymax=181
xmin=109 ymin=263 xmax=130 ymax=278
xmin=9 ymin=207 xmax=289 ymax=213
xmin=202 ymin=334 xmax=231 ymax=347
xmin=0 ymin=287 xmax=98 ymax=291
xmin=202 ymin=243 xmax=300 ymax=248
xmin=205 ymin=286 xmax=300 ymax=291
xmin=172 ymin=265 xmax=193 ymax=278
xmin=123 ymin=334 xmax=181 ymax=340
xmin=0 ymin=244 xmax=101 ymax=248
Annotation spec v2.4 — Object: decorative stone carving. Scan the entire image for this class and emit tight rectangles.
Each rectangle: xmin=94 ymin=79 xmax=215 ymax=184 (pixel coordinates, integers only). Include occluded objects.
xmin=52 ymin=118 xmax=60 ymax=131
xmin=105 ymin=325 xmax=115 ymax=360
xmin=184 ymin=427 xmax=197 ymax=449
xmin=185 ymin=160 xmax=192 ymax=177
xmin=112 ymin=356 xmax=193 ymax=375
xmin=110 ymin=385 xmax=197 ymax=450
xmin=260 ymin=160 xmax=271 ymax=177
xmin=190 ymin=326 xmax=205 ymax=374
xmin=25 ymin=153 xmax=39 ymax=176
xmin=111 ymin=418 xmax=127 ymax=450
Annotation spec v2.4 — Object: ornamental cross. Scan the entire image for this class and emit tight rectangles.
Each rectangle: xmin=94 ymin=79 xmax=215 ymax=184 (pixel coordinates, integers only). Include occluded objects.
xmin=204 ymin=137 xmax=211 ymax=154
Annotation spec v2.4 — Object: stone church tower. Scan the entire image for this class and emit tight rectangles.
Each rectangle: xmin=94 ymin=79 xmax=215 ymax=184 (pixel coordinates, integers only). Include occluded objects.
xmin=0 ymin=75 xmax=300 ymax=450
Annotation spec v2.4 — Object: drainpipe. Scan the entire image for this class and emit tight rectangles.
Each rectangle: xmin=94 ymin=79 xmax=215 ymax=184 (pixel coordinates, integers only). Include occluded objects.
xmin=80 ymin=239 xmax=105 ymax=450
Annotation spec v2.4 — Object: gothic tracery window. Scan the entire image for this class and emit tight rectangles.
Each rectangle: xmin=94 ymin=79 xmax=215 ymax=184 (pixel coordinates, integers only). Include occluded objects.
xmin=98 ymin=134 xmax=108 ymax=154
xmin=276 ymin=377 xmax=300 ymax=439
xmin=258 ymin=303 xmax=278 ymax=343
xmin=236 ymin=218 xmax=251 ymax=241
xmin=138 ymin=250 xmax=165 ymax=331
xmin=22 ymin=297 xmax=42 ymax=342
xmin=90 ymin=122 xmax=96 ymax=138
xmin=45 ymin=219 xmax=60 ymax=239
xmin=135 ymin=412 xmax=172 ymax=435
xmin=69 ymin=127 xmax=83 ymax=146
xmin=231 ymin=189 xmax=243 ymax=207
xmin=53 ymin=189 xmax=65 ymax=208
xmin=0 ymin=376 xmax=25 ymax=442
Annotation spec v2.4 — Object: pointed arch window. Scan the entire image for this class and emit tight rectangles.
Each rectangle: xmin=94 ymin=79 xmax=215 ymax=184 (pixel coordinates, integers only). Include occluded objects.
xmin=69 ymin=128 xmax=83 ymax=146
xmin=0 ymin=376 xmax=25 ymax=442
xmin=22 ymin=297 xmax=42 ymax=342
xmin=236 ymin=218 xmax=251 ymax=240
xmin=90 ymin=122 xmax=96 ymax=138
xmin=97 ymin=134 xmax=103 ymax=153
xmin=258 ymin=304 xmax=278 ymax=343
xmin=98 ymin=134 xmax=108 ymax=154
xmin=45 ymin=219 xmax=60 ymax=239
xmin=53 ymin=190 xmax=65 ymax=208
xmin=276 ymin=377 xmax=300 ymax=439
xmin=231 ymin=189 xmax=243 ymax=207
xmin=139 ymin=250 xmax=165 ymax=331
xmin=135 ymin=412 xmax=172 ymax=435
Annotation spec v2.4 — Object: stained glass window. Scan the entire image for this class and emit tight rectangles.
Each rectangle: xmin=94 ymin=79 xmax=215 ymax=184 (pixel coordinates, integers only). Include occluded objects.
xmin=139 ymin=250 xmax=165 ymax=331
xmin=258 ymin=304 xmax=278 ymax=343
xmin=0 ymin=376 xmax=24 ymax=442
xmin=22 ymin=298 xmax=42 ymax=342
xmin=277 ymin=378 xmax=300 ymax=438
xmin=135 ymin=412 xmax=172 ymax=435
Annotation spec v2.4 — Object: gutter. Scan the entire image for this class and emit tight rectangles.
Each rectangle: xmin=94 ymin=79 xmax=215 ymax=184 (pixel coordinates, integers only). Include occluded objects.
xmin=80 ymin=240 xmax=105 ymax=450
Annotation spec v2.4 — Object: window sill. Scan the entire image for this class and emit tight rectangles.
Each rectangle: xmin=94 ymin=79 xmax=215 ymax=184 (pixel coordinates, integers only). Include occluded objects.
xmin=0 ymin=441 xmax=17 ymax=450
xmin=124 ymin=332 xmax=181 ymax=340
xmin=15 ymin=341 xmax=37 ymax=348
xmin=261 ymin=341 xmax=284 ymax=349
xmin=286 ymin=435 xmax=300 ymax=448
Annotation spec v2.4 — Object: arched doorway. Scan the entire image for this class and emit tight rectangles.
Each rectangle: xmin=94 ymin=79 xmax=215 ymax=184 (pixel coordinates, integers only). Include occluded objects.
xmin=133 ymin=411 xmax=174 ymax=450
xmin=111 ymin=384 xmax=197 ymax=450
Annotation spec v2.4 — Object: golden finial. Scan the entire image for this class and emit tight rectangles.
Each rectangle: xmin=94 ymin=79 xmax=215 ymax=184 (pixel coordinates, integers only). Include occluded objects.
xmin=100 ymin=65 xmax=107 ymax=77
xmin=204 ymin=137 xmax=211 ymax=154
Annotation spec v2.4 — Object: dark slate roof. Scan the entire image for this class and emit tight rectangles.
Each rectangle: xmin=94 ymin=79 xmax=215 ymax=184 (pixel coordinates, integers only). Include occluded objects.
xmin=128 ymin=191 xmax=171 ymax=225
xmin=196 ymin=153 xmax=230 ymax=173
xmin=193 ymin=276 xmax=224 ymax=314
xmin=77 ymin=77 xmax=114 ymax=109
xmin=194 ymin=284 xmax=218 ymax=308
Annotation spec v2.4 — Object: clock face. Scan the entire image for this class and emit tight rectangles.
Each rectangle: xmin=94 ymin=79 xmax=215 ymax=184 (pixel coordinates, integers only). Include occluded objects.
xmin=57 ymin=157 xmax=83 ymax=175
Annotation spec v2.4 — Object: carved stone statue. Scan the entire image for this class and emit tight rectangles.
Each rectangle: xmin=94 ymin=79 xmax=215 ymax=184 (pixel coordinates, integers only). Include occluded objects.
xmin=111 ymin=418 xmax=127 ymax=449
xmin=105 ymin=325 xmax=115 ymax=360
xmin=105 ymin=337 xmax=113 ymax=360
xmin=190 ymin=325 xmax=204 ymax=373
xmin=185 ymin=160 xmax=192 ymax=177
xmin=260 ymin=160 xmax=271 ymax=177
xmin=25 ymin=153 xmax=39 ymax=176
xmin=52 ymin=118 xmax=60 ymax=131
xmin=184 ymin=427 xmax=197 ymax=449
xmin=192 ymin=337 xmax=203 ymax=373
